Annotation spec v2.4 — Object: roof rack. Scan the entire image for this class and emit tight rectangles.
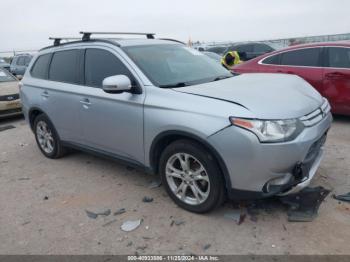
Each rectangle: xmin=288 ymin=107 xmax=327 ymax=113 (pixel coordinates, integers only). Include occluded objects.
xmin=49 ymin=37 xmax=81 ymax=46
xmin=80 ymin=31 xmax=156 ymax=41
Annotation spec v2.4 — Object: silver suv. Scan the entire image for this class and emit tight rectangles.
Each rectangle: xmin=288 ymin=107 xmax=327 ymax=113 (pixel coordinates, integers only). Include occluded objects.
xmin=20 ymin=32 xmax=332 ymax=213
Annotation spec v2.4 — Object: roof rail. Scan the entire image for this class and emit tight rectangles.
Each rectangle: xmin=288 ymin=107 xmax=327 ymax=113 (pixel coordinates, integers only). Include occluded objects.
xmin=49 ymin=37 xmax=81 ymax=46
xmin=158 ymin=38 xmax=186 ymax=45
xmin=79 ymin=31 xmax=156 ymax=41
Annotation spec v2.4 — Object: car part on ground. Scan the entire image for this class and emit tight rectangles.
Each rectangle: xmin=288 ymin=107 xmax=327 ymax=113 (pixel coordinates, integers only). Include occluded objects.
xmin=279 ymin=186 xmax=330 ymax=222
xmin=21 ymin=32 xmax=331 ymax=213
xmin=333 ymin=192 xmax=350 ymax=202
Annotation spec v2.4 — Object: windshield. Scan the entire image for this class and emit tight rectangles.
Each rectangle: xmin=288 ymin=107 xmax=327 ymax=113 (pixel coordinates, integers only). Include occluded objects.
xmin=0 ymin=69 xmax=16 ymax=82
xmin=123 ymin=44 xmax=232 ymax=87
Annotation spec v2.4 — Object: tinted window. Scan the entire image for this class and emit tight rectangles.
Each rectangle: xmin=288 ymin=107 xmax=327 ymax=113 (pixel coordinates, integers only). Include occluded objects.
xmin=262 ymin=54 xmax=281 ymax=65
xmin=49 ymin=50 xmax=80 ymax=84
xmin=17 ymin=57 xmax=25 ymax=66
xmin=235 ymin=44 xmax=253 ymax=53
xmin=328 ymin=47 xmax=350 ymax=68
xmin=254 ymin=44 xmax=274 ymax=53
xmin=280 ymin=48 xmax=320 ymax=67
xmin=24 ymin=56 xmax=32 ymax=65
xmin=31 ymin=54 xmax=52 ymax=79
xmin=85 ymin=49 xmax=135 ymax=87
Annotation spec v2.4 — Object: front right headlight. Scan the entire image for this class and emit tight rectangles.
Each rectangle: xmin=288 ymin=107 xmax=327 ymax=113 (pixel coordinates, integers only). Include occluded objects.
xmin=230 ymin=117 xmax=303 ymax=143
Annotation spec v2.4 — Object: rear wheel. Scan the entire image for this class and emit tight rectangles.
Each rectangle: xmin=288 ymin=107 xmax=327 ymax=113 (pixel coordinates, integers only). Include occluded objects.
xmin=159 ymin=139 xmax=225 ymax=213
xmin=34 ymin=114 xmax=66 ymax=159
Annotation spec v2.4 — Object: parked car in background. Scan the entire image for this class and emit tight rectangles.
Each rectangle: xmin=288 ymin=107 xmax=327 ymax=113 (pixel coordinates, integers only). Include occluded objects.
xmin=21 ymin=33 xmax=331 ymax=213
xmin=223 ymin=42 xmax=275 ymax=61
xmin=10 ymin=54 xmax=33 ymax=76
xmin=0 ymin=68 xmax=21 ymax=118
xmin=203 ymin=51 xmax=222 ymax=63
xmin=206 ymin=46 xmax=227 ymax=56
xmin=0 ymin=57 xmax=11 ymax=71
xmin=233 ymin=42 xmax=350 ymax=116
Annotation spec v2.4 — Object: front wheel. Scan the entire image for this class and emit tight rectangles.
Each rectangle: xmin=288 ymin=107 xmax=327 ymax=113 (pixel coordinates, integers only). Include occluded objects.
xmin=159 ymin=139 xmax=225 ymax=213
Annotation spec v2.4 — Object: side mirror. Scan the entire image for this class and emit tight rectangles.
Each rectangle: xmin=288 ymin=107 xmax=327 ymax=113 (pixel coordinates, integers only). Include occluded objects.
xmin=102 ymin=75 xmax=132 ymax=93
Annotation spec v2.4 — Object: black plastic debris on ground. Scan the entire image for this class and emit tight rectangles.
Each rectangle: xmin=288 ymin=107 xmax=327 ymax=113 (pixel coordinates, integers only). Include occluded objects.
xmin=142 ymin=196 xmax=154 ymax=203
xmin=333 ymin=192 xmax=350 ymax=202
xmin=279 ymin=186 xmax=330 ymax=222
xmin=85 ymin=209 xmax=111 ymax=219
xmin=0 ymin=125 xmax=15 ymax=132
xmin=114 ymin=208 xmax=126 ymax=216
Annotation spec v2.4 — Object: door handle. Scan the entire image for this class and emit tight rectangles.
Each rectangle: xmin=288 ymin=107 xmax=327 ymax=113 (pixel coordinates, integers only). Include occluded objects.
xmin=80 ymin=98 xmax=91 ymax=105
xmin=325 ymin=72 xmax=346 ymax=79
xmin=41 ymin=91 xmax=49 ymax=98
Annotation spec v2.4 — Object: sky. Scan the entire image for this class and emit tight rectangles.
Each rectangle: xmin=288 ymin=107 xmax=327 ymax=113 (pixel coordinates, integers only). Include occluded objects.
xmin=0 ymin=0 xmax=349 ymax=52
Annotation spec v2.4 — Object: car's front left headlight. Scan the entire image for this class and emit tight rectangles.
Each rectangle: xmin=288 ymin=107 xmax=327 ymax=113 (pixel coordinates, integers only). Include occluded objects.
xmin=230 ymin=117 xmax=302 ymax=143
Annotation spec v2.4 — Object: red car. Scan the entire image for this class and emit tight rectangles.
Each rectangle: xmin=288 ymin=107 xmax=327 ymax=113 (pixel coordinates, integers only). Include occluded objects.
xmin=233 ymin=42 xmax=350 ymax=116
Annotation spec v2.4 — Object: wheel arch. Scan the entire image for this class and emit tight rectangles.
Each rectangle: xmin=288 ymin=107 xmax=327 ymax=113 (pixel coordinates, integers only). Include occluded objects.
xmin=28 ymin=107 xmax=45 ymax=131
xmin=149 ymin=130 xmax=232 ymax=190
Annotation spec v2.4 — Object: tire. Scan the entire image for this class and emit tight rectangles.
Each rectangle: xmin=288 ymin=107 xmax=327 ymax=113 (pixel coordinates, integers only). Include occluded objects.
xmin=159 ymin=139 xmax=225 ymax=213
xmin=33 ymin=114 xmax=66 ymax=159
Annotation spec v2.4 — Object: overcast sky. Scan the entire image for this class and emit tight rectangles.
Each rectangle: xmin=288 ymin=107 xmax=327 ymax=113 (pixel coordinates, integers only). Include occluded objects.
xmin=0 ymin=0 xmax=349 ymax=52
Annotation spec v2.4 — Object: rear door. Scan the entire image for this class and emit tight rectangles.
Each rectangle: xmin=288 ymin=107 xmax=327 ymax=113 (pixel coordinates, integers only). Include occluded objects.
xmin=267 ymin=48 xmax=324 ymax=91
xmin=322 ymin=47 xmax=350 ymax=114
xmin=79 ymin=47 xmax=145 ymax=164
xmin=41 ymin=49 xmax=84 ymax=142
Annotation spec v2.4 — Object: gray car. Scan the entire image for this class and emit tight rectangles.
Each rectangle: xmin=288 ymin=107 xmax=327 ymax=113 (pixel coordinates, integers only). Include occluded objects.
xmin=20 ymin=33 xmax=332 ymax=213
xmin=10 ymin=54 xmax=33 ymax=76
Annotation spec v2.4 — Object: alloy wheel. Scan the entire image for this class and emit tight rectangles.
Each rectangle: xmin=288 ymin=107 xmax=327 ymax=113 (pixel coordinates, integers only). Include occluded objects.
xmin=165 ymin=152 xmax=210 ymax=205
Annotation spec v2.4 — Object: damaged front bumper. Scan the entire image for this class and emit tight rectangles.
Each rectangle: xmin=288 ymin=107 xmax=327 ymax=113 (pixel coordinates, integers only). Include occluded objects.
xmin=208 ymin=111 xmax=332 ymax=200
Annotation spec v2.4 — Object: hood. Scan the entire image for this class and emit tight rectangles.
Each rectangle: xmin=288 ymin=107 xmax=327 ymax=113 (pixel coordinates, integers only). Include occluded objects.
xmin=0 ymin=81 xmax=19 ymax=96
xmin=174 ymin=73 xmax=323 ymax=119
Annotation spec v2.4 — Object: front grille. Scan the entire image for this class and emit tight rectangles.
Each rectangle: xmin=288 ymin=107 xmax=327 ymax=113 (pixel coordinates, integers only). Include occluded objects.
xmin=0 ymin=108 xmax=22 ymax=116
xmin=300 ymin=98 xmax=331 ymax=127
xmin=0 ymin=93 xmax=19 ymax=101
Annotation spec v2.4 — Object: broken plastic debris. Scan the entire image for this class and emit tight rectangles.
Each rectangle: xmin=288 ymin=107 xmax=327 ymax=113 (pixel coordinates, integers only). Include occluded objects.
xmin=333 ymin=192 xmax=350 ymax=202
xmin=121 ymin=219 xmax=142 ymax=232
xmin=148 ymin=179 xmax=162 ymax=189
xmin=85 ymin=209 xmax=111 ymax=219
xmin=114 ymin=208 xmax=126 ymax=216
xmin=142 ymin=196 xmax=154 ymax=203
xmin=224 ymin=209 xmax=246 ymax=225
xmin=279 ymin=186 xmax=330 ymax=222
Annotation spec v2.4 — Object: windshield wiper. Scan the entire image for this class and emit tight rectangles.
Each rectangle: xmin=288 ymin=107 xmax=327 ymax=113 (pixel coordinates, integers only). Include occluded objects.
xmin=159 ymin=82 xmax=189 ymax=88
xmin=212 ymin=75 xmax=233 ymax=82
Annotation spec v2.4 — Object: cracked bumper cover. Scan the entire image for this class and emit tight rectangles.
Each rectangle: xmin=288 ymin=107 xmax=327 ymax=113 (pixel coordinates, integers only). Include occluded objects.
xmin=207 ymin=112 xmax=332 ymax=200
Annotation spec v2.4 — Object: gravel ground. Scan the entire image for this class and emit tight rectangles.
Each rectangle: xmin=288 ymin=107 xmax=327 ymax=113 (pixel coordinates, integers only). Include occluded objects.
xmin=0 ymin=116 xmax=349 ymax=255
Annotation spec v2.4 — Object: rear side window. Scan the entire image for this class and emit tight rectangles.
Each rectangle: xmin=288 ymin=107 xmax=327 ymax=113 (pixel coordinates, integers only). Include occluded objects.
xmin=49 ymin=50 xmax=80 ymax=84
xmin=328 ymin=47 xmax=350 ymax=68
xmin=85 ymin=48 xmax=134 ymax=87
xmin=24 ymin=56 xmax=32 ymax=65
xmin=235 ymin=44 xmax=253 ymax=53
xmin=262 ymin=54 xmax=281 ymax=65
xmin=31 ymin=54 xmax=52 ymax=79
xmin=254 ymin=44 xmax=274 ymax=53
xmin=17 ymin=57 xmax=25 ymax=66
xmin=280 ymin=48 xmax=320 ymax=67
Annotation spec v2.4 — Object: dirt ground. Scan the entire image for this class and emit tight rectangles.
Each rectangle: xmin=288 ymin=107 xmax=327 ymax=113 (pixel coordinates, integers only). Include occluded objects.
xmin=0 ymin=116 xmax=349 ymax=255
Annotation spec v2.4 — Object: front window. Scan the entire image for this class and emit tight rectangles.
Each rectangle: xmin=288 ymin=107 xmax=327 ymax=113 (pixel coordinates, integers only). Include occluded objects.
xmin=0 ymin=69 xmax=16 ymax=82
xmin=123 ymin=44 xmax=232 ymax=87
